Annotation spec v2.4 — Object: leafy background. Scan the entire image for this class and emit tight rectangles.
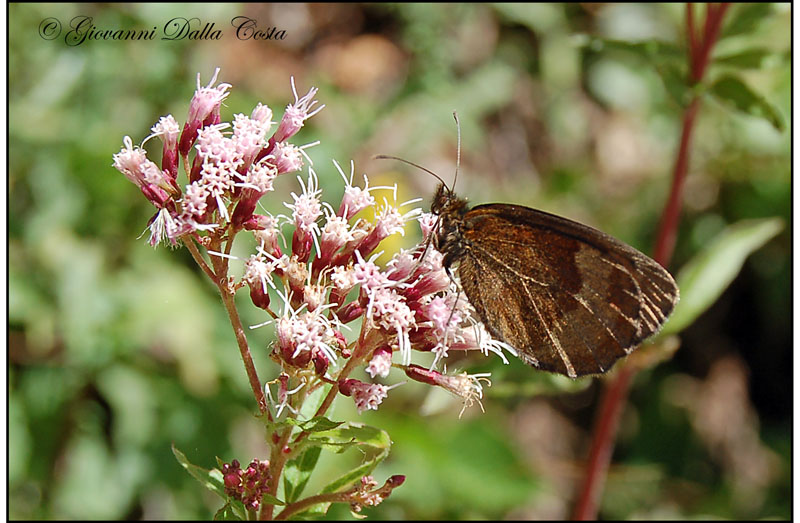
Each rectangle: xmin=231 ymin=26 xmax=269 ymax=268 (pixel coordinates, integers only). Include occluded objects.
xmin=8 ymin=3 xmax=790 ymax=519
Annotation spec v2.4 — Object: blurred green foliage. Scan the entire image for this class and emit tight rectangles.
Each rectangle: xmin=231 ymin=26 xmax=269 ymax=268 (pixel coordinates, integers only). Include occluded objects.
xmin=9 ymin=3 xmax=790 ymax=520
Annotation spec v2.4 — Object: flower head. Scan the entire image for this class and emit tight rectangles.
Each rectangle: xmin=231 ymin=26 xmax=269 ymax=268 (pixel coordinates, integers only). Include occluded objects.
xmin=338 ymin=378 xmax=390 ymax=414
xmin=273 ymin=77 xmax=325 ymax=142
xmin=187 ymin=67 xmax=231 ymax=125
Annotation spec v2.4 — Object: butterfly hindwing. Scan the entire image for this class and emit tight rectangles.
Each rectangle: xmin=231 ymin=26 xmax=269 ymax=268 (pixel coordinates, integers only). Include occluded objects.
xmin=455 ymin=203 xmax=679 ymax=377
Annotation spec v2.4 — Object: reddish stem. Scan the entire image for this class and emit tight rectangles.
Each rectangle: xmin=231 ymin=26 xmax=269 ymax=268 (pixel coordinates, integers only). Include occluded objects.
xmin=571 ymin=4 xmax=729 ymax=519
xmin=691 ymin=4 xmax=730 ymax=82
xmin=653 ymin=97 xmax=700 ymax=265
xmin=572 ymin=365 xmax=635 ymax=520
xmin=686 ymin=4 xmax=698 ymax=73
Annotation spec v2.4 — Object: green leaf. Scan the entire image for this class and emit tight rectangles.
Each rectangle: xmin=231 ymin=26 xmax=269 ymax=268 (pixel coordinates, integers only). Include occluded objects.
xmin=709 ymin=75 xmax=784 ymax=131
xmin=661 ymin=218 xmax=784 ymax=336
xmin=309 ymin=422 xmax=392 ymax=453
xmin=320 ymin=446 xmax=391 ymax=495
xmin=288 ymin=423 xmax=393 ymax=519
xmin=262 ymin=417 xmax=296 ymax=438
xmin=581 ymin=38 xmax=690 ymax=107
xmin=259 ymin=492 xmax=286 ymax=507
xmin=657 ymin=62 xmax=691 ymax=107
xmin=721 ymin=3 xmax=774 ymax=38
xmin=584 ymin=38 xmax=683 ymax=62
xmin=283 ymin=446 xmax=322 ymax=504
xmin=213 ymin=502 xmax=244 ymax=521
xmin=714 ymin=48 xmax=776 ymax=69
xmin=492 ymin=3 xmax=566 ymax=34
xmin=172 ymin=444 xmax=226 ymax=499
xmin=287 ymin=416 xmax=345 ymax=433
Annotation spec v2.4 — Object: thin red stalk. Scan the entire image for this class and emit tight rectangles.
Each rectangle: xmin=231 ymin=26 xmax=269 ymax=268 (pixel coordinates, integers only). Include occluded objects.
xmin=692 ymin=3 xmax=731 ymax=82
xmin=686 ymin=4 xmax=698 ymax=72
xmin=572 ymin=4 xmax=729 ymax=519
xmin=185 ymin=236 xmax=268 ymax=414
xmin=219 ymin=278 xmax=268 ymax=415
xmin=653 ymin=97 xmax=700 ymax=265
xmin=572 ymin=365 xmax=635 ymax=520
xmin=184 ymin=236 xmax=218 ymax=283
xmin=274 ymin=491 xmax=350 ymax=521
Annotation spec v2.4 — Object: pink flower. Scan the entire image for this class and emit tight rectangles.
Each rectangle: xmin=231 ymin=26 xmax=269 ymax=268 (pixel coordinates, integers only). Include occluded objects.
xmin=244 ymin=254 xmax=277 ymax=310
xmin=113 ymin=137 xmax=173 ymax=194
xmin=338 ymin=379 xmax=389 ymax=414
xmin=272 ymin=141 xmax=305 ymax=175
xmin=337 ymin=175 xmax=377 ymax=220
xmin=186 ymin=67 xmax=231 ymax=126
xmin=148 ymin=115 xmax=181 ymax=182
xmin=403 ymin=364 xmax=492 ymax=416
xmin=220 ymin=459 xmax=271 ymax=512
xmin=276 ymin=310 xmax=338 ymax=369
xmin=272 ymin=77 xmax=325 ymax=143
xmin=286 ymin=170 xmax=322 ymax=236
xmin=179 ymin=68 xmax=231 ymax=156
xmin=418 ymin=212 xmax=438 ymax=242
xmin=232 ymin=112 xmax=272 ymax=168
xmin=366 ymin=346 xmax=393 ymax=379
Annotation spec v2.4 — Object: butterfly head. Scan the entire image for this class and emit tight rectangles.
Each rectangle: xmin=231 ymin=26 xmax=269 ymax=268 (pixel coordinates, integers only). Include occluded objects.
xmin=431 ymin=183 xmax=468 ymax=218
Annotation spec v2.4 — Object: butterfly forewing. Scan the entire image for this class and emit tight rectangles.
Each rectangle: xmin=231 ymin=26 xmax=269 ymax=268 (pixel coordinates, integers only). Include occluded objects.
xmin=455 ymin=203 xmax=679 ymax=378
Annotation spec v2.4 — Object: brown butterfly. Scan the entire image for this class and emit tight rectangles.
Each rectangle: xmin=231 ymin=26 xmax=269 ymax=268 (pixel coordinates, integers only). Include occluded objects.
xmin=428 ymin=182 xmax=679 ymax=378
xmin=378 ymin=125 xmax=679 ymax=378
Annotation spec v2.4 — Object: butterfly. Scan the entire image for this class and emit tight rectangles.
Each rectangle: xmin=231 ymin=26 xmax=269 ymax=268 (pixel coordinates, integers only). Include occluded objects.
xmin=428 ymin=182 xmax=679 ymax=378
xmin=377 ymin=114 xmax=679 ymax=378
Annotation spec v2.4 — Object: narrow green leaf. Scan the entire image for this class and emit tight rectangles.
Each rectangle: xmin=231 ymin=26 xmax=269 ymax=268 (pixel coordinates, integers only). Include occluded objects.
xmin=293 ymin=503 xmax=330 ymax=520
xmin=214 ymin=502 xmax=243 ymax=521
xmin=320 ymin=447 xmax=391 ymax=495
xmin=709 ymin=75 xmax=784 ymax=131
xmin=714 ymin=48 xmax=776 ymax=69
xmin=290 ymin=416 xmax=345 ymax=433
xmin=309 ymin=422 xmax=392 ymax=452
xmin=721 ymin=3 xmax=774 ymax=38
xmin=584 ymin=38 xmax=683 ymax=62
xmin=259 ymin=492 xmax=286 ymax=507
xmin=172 ymin=444 xmax=226 ymax=499
xmin=657 ymin=62 xmax=691 ymax=107
xmin=661 ymin=218 xmax=784 ymax=336
xmin=283 ymin=446 xmax=322 ymax=504
xmin=263 ymin=417 xmax=297 ymax=437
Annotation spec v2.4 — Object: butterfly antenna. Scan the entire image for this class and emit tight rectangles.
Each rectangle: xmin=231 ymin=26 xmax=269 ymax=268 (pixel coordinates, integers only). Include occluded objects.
xmin=452 ymin=111 xmax=461 ymax=193
xmin=374 ymin=154 xmax=450 ymax=190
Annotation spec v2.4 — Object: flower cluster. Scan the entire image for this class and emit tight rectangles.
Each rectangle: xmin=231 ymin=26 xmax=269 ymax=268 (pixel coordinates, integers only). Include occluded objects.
xmin=112 ymin=69 xmax=322 ymax=247
xmin=112 ymin=68 xmax=514 ymax=419
xmin=221 ymin=459 xmax=271 ymax=512
xmin=249 ymin=160 xmax=516 ymax=415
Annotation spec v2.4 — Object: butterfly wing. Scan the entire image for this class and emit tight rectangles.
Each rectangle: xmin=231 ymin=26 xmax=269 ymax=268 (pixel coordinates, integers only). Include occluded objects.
xmin=456 ymin=204 xmax=679 ymax=378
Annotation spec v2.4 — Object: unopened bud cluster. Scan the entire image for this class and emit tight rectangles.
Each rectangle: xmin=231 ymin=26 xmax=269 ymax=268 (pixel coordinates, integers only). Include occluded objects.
xmin=221 ymin=459 xmax=271 ymax=512
xmin=348 ymin=474 xmax=406 ymax=513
